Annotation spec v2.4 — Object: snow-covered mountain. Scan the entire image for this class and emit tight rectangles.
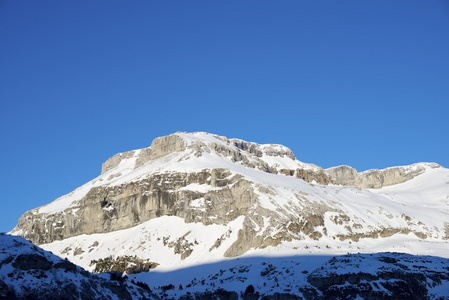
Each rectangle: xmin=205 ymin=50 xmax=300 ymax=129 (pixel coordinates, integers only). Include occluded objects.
xmin=8 ymin=131 xmax=449 ymax=298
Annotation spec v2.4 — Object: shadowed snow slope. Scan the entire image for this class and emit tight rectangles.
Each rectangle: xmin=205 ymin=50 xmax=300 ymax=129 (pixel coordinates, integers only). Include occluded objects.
xmin=2 ymin=233 xmax=449 ymax=299
xmin=0 ymin=234 xmax=155 ymax=299
xmin=129 ymin=252 xmax=449 ymax=299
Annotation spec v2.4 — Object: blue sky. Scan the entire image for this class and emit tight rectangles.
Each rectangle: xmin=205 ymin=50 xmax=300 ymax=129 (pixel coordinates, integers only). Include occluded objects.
xmin=1 ymin=0 xmax=448 ymax=232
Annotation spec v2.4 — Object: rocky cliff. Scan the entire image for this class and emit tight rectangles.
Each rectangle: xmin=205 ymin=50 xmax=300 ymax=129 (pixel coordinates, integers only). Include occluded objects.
xmin=101 ymin=132 xmax=441 ymax=189
xmin=325 ymin=163 xmax=440 ymax=188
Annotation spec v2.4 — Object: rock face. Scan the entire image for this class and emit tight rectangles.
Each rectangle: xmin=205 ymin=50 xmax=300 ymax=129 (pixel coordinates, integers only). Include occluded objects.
xmin=10 ymin=132 xmax=448 ymax=266
xmin=89 ymin=255 xmax=159 ymax=274
xmin=102 ymin=133 xmax=441 ymax=189
xmin=325 ymin=163 xmax=440 ymax=188
xmin=101 ymin=150 xmax=137 ymax=174
xmin=14 ymin=169 xmax=253 ymax=245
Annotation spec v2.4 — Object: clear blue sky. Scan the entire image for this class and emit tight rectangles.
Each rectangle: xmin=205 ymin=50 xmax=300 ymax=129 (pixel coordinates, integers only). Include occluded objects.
xmin=1 ymin=0 xmax=448 ymax=233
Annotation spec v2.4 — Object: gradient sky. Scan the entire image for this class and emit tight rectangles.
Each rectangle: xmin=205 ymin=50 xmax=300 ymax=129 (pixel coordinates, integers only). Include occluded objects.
xmin=1 ymin=0 xmax=448 ymax=233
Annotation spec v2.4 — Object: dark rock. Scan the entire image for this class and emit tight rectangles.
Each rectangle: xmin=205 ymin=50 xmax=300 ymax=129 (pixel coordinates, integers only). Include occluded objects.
xmin=12 ymin=254 xmax=52 ymax=270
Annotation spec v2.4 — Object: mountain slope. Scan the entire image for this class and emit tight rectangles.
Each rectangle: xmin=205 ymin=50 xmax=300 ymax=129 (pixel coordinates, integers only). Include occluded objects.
xmin=0 ymin=234 xmax=155 ymax=299
xmin=3 ymin=233 xmax=449 ymax=299
xmin=10 ymin=132 xmax=449 ymax=273
xmin=129 ymin=252 xmax=449 ymax=299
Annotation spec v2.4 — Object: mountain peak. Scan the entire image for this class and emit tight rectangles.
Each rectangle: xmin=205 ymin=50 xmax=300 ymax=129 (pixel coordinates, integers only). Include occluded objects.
xmin=101 ymin=131 xmax=308 ymax=177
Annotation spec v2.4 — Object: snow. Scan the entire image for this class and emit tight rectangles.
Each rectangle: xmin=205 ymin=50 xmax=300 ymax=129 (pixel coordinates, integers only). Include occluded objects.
xmin=125 ymin=251 xmax=449 ymax=299
xmin=190 ymin=198 xmax=205 ymax=208
xmin=41 ymin=215 xmax=246 ymax=272
xmin=360 ymin=161 xmax=440 ymax=175
xmin=178 ymin=183 xmax=220 ymax=193
xmin=130 ymin=254 xmax=331 ymax=297
xmin=175 ymin=132 xmax=228 ymax=146
xmin=0 ymin=234 xmax=153 ymax=299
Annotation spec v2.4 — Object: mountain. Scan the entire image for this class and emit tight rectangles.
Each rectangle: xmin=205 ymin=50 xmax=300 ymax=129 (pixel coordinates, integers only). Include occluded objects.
xmin=7 ymin=131 xmax=449 ymax=298
xmin=0 ymin=233 xmax=155 ymax=299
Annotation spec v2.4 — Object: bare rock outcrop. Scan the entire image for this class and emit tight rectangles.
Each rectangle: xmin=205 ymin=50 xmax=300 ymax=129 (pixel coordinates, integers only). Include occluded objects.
xmin=101 ymin=150 xmax=137 ymax=174
xmin=135 ymin=134 xmax=186 ymax=169
xmin=325 ymin=163 xmax=441 ymax=188
xmin=15 ymin=169 xmax=257 ymax=245
xmin=100 ymin=132 xmax=437 ymax=190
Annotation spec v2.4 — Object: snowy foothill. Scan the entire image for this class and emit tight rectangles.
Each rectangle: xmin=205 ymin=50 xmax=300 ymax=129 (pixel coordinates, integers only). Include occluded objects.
xmin=0 ymin=234 xmax=154 ymax=299
xmin=127 ymin=251 xmax=449 ymax=299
